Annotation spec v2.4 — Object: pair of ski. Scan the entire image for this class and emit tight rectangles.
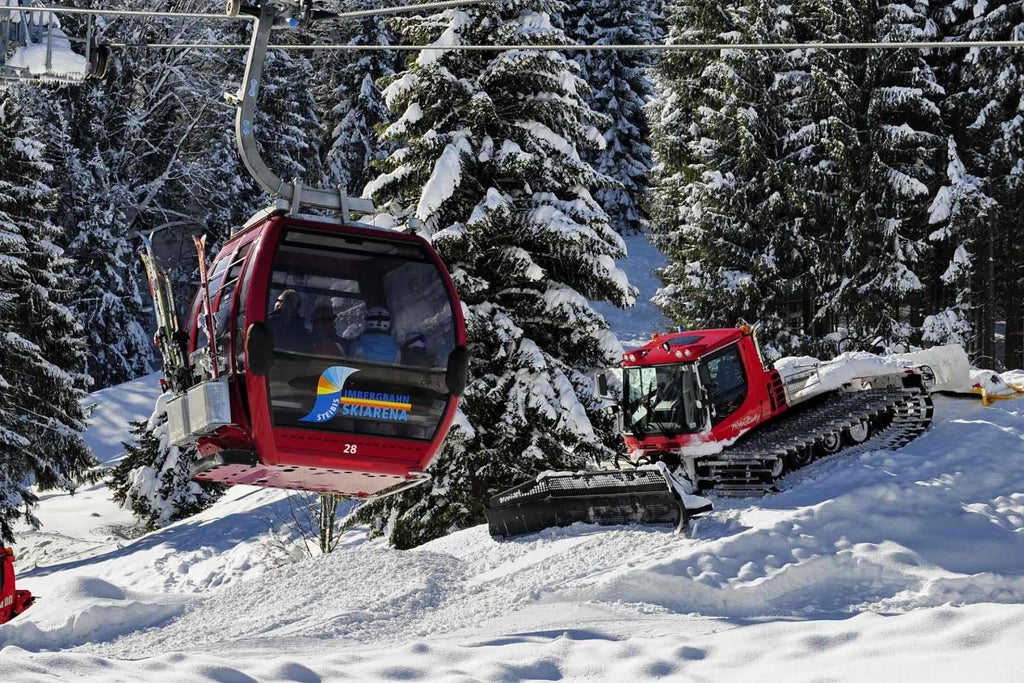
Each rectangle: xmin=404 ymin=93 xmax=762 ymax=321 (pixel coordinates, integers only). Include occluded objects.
xmin=140 ymin=233 xmax=219 ymax=395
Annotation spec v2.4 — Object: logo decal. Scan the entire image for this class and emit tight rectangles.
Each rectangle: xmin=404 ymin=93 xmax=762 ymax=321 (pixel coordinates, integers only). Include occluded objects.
xmin=300 ymin=366 xmax=360 ymax=423
xmin=300 ymin=366 xmax=412 ymax=424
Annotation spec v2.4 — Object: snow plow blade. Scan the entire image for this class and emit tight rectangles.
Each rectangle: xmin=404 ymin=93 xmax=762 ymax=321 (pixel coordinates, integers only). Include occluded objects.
xmin=485 ymin=465 xmax=712 ymax=538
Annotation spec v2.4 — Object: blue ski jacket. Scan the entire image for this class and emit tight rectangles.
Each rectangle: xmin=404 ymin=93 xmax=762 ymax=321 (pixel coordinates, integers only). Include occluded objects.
xmin=351 ymin=331 xmax=400 ymax=363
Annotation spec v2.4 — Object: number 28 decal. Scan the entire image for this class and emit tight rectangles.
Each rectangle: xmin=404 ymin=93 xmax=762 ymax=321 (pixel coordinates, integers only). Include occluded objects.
xmin=343 ymin=444 xmax=358 ymax=454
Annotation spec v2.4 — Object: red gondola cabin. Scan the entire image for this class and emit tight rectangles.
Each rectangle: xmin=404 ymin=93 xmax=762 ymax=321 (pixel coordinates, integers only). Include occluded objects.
xmin=166 ymin=211 xmax=468 ymax=498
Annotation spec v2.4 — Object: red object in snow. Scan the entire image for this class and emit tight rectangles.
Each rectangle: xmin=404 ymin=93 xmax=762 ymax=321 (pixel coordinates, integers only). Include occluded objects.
xmin=0 ymin=547 xmax=34 ymax=624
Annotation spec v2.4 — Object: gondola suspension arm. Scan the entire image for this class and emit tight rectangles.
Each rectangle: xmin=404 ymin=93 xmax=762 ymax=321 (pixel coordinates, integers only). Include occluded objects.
xmin=232 ymin=2 xmax=373 ymax=219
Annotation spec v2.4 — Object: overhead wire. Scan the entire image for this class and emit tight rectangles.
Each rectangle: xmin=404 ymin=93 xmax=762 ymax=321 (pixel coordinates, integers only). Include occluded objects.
xmin=104 ymin=40 xmax=1024 ymax=51
xmin=14 ymin=4 xmax=1024 ymax=52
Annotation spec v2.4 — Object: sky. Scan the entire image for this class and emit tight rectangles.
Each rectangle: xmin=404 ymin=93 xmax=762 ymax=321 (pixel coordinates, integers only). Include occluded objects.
xmin=1 ymin=233 xmax=1023 ymax=682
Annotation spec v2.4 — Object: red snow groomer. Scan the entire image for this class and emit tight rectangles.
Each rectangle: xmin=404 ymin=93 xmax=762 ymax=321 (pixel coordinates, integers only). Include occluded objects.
xmin=486 ymin=326 xmax=935 ymax=537
xmin=0 ymin=547 xmax=34 ymax=624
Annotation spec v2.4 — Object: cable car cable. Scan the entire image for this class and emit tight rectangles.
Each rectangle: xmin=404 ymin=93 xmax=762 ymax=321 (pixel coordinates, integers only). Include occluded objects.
xmin=103 ymin=39 xmax=1024 ymax=51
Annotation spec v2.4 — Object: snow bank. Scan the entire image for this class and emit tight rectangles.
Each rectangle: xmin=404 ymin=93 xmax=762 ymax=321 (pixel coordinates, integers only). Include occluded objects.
xmin=81 ymin=372 xmax=163 ymax=465
xmin=0 ymin=576 xmax=188 ymax=652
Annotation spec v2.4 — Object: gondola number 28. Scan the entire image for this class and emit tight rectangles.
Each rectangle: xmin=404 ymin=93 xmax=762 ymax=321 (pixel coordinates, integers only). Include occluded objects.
xmin=343 ymin=444 xmax=358 ymax=454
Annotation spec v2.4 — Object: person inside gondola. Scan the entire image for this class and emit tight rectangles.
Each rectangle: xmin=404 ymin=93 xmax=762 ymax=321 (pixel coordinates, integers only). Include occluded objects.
xmin=310 ymin=303 xmax=347 ymax=356
xmin=351 ymin=306 xmax=399 ymax=363
xmin=267 ymin=289 xmax=306 ymax=351
xmin=401 ymin=331 xmax=434 ymax=367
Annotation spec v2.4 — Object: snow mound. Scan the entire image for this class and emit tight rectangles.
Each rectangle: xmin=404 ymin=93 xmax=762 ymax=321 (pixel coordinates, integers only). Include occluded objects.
xmin=79 ymin=546 xmax=465 ymax=658
xmin=0 ymin=576 xmax=188 ymax=652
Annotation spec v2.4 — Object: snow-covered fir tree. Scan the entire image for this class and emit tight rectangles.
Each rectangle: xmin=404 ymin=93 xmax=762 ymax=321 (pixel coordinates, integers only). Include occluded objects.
xmin=923 ymin=136 xmax=992 ymax=349
xmin=937 ymin=0 xmax=1024 ymax=368
xmin=833 ymin=0 xmax=946 ymax=348
xmin=768 ymin=0 xmax=873 ymax=353
xmin=316 ymin=0 xmax=400 ymax=195
xmin=43 ymin=84 xmax=153 ymax=388
xmin=38 ymin=11 xmax=215 ymax=387
xmin=108 ymin=408 xmax=223 ymax=530
xmin=358 ymin=0 xmax=635 ymax=547
xmin=0 ymin=90 xmax=97 ymax=543
xmin=253 ymin=47 xmax=323 ymax=193
xmin=650 ymin=1 xmax=807 ymax=357
xmin=651 ymin=0 xmax=976 ymax=358
xmin=561 ymin=0 xmax=662 ymax=234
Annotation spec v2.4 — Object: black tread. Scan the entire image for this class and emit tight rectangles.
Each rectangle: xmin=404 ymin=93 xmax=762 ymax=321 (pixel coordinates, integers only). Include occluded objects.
xmin=698 ymin=387 xmax=933 ymax=495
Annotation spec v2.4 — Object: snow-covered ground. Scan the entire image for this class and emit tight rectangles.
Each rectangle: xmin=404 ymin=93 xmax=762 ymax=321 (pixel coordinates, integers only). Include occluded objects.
xmin=592 ymin=232 xmax=670 ymax=348
xmin=2 ymin=233 xmax=1024 ymax=681
xmin=3 ymin=378 xmax=1022 ymax=679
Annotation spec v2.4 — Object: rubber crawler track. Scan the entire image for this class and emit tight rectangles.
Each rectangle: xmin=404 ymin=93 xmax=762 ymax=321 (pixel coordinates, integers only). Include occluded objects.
xmin=696 ymin=387 xmax=934 ymax=496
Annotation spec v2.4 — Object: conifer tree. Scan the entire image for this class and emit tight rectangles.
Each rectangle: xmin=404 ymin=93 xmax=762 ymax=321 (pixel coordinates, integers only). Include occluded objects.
xmin=0 ymin=91 xmax=97 ymax=543
xmin=562 ymin=0 xmax=662 ymax=234
xmin=770 ymin=0 xmax=870 ymax=352
xmin=40 ymin=14 xmax=215 ymax=387
xmin=650 ymin=1 xmax=803 ymax=357
xmin=108 ymin=411 xmax=224 ymax=530
xmin=255 ymin=48 xmax=324 ymax=192
xmin=938 ymin=0 xmax=1024 ymax=367
xmin=44 ymin=90 xmax=153 ymax=388
xmin=923 ymin=137 xmax=993 ymax=348
xmin=316 ymin=0 xmax=400 ymax=195
xmin=358 ymin=0 xmax=635 ymax=547
xmin=834 ymin=0 xmax=946 ymax=348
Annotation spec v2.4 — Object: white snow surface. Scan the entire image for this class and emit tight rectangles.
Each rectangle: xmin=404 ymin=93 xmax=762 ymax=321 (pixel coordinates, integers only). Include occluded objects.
xmin=3 ymin=376 xmax=1023 ymax=680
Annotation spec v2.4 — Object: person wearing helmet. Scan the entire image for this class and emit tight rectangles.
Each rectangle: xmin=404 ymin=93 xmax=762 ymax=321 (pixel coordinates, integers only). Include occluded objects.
xmin=351 ymin=305 xmax=400 ymax=363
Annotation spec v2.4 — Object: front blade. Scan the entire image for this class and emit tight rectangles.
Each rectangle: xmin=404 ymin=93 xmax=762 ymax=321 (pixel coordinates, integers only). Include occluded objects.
xmin=485 ymin=469 xmax=686 ymax=538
